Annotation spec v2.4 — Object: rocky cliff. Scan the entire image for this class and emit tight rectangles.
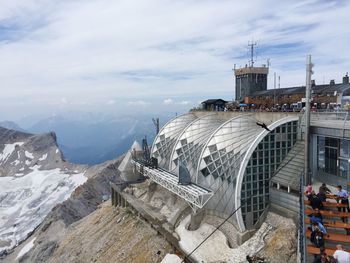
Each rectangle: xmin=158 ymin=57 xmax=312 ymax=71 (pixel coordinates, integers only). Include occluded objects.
xmin=0 ymin=127 xmax=86 ymax=256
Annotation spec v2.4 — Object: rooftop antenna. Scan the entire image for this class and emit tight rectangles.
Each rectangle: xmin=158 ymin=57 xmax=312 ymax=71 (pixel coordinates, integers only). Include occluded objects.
xmin=248 ymin=41 xmax=257 ymax=67
xmin=152 ymin=117 xmax=160 ymax=134
xmin=274 ymin=72 xmax=276 ymax=106
xmin=278 ymin=76 xmax=281 ymax=89
xmin=267 ymin=58 xmax=270 ymax=69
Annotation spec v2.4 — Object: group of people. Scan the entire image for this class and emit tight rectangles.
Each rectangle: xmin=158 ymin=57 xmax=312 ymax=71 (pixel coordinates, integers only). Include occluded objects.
xmin=313 ymin=245 xmax=350 ymax=263
xmin=305 ymin=183 xmax=350 ymax=262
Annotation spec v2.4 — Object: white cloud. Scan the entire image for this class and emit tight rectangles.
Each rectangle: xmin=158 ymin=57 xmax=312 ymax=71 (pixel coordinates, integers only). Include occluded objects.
xmin=178 ymin=100 xmax=190 ymax=105
xmin=61 ymin=97 xmax=68 ymax=105
xmin=127 ymin=100 xmax=150 ymax=106
xmin=163 ymin=98 xmax=174 ymax=105
xmin=106 ymin=100 xmax=115 ymax=105
xmin=0 ymin=0 xmax=349 ymax=119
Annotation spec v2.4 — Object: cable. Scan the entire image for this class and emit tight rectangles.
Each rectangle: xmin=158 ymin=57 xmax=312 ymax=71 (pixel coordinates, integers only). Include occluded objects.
xmin=180 ymin=139 xmax=301 ymax=262
xmin=181 ymin=194 xmax=254 ymax=263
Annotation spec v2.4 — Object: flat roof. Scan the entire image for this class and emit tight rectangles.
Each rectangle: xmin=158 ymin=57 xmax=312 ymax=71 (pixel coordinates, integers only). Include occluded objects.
xmin=251 ymin=83 xmax=350 ymax=97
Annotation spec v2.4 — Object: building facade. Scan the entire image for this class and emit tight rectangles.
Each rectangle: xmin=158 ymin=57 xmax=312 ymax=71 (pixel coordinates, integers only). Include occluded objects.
xmin=151 ymin=112 xmax=299 ymax=232
xmin=234 ymin=66 xmax=269 ymax=103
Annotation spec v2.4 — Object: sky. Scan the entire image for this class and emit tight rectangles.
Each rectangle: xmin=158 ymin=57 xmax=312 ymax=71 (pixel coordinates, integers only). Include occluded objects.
xmin=0 ymin=0 xmax=349 ymax=121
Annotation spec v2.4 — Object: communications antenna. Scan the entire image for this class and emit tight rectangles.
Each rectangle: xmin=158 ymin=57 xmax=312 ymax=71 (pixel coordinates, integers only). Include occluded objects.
xmin=152 ymin=117 xmax=160 ymax=134
xmin=248 ymin=41 xmax=257 ymax=67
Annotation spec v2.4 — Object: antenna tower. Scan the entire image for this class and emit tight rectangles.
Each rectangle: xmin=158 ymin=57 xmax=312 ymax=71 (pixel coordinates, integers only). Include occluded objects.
xmin=152 ymin=117 xmax=160 ymax=134
xmin=248 ymin=41 xmax=257 ymax=67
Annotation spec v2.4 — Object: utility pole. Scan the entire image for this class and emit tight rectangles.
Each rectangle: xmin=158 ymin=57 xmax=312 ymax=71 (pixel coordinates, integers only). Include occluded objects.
xmin=152 ymin=117 xmax=160 ymax=134
xmin=274 ymin=72 xmax=276 ymax=108
xmin=278 ymin=76 xmax=281 ymax=89
xmin=305 ymin=55 xmax=313 ymax=185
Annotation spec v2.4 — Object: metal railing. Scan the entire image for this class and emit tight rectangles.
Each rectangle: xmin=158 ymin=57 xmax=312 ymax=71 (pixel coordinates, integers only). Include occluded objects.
xmin=310 ymin=111 xmax=350 ymax=121
xmin=298 ymin=171 xmax=307 ymax=263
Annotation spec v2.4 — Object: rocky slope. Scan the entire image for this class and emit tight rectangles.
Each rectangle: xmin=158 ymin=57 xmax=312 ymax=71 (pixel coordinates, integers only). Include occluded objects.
xmin=1 ymin=157 xmax=123 ymax=262
xmin=46 ymin=203 xmax=172 ymax=263
xmin=0 ymin=127 xmax=86 ymax=255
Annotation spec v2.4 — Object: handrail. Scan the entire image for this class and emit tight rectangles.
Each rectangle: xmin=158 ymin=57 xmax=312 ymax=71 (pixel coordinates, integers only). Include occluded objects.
xmin=298 ymin=171 xmax=307 ymax=263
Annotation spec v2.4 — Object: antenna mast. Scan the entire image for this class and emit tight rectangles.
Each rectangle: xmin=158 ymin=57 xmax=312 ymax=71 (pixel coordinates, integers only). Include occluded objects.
xmin=248 ymin=41 xmax=257 ymax=67
xmin=152 ymin=117 xmax=160 ymax=134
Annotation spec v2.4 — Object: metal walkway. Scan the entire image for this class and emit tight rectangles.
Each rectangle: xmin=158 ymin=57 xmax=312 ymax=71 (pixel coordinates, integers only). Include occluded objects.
xmin=132 ymin=160 xmax=213 ymax=211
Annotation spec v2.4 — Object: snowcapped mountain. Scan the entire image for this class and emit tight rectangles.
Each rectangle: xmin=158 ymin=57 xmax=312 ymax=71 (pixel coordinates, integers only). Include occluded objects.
xmin=0 ymin=127 xmax=87 ymax=255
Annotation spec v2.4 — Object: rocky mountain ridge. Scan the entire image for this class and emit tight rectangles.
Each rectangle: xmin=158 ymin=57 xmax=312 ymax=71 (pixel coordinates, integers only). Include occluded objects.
xmin=0 ymin=127 xmax=87 ymax=256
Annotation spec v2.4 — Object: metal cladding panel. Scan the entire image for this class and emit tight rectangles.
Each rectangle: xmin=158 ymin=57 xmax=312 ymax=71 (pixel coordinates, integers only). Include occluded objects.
xmin=195 ymin=115 xmax=260 ymax=218
xmin=151 ymin=113 xmax=197 ymax=169
xmin=169 ymin=114 xmax=230 ymax=180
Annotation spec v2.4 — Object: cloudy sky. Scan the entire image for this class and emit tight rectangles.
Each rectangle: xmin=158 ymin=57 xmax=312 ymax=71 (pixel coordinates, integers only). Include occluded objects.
xmin=0 ymin=0 xmax=349 ymax=120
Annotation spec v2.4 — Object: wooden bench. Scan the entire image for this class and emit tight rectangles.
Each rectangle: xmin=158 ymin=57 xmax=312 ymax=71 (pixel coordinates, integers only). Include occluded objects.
xmin=305 ymin=209 xmax=350 ymax=218
xmin=304 ymin=192 xmax=347 ymax=201
xmin=306 ymin=229 xmax=350 ymax=243
xmin=305 ymin=218 xmax=350 ymax=230
xmin=307 ymin=245 xmax=350 ymax=255
xmin=304 ymin=200 xmax=348 ymax=209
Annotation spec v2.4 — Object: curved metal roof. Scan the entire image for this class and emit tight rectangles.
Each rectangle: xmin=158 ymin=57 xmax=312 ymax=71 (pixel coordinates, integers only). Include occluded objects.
xmin=150 ymin=113 xmax=300 ymax=232
xmin=194 ymin=115 xmax=260 ymax=216
xmin=151 ymin=113 xmax=197 ymax=169
xmin=169 ymin=113 xmax=230 ymax=178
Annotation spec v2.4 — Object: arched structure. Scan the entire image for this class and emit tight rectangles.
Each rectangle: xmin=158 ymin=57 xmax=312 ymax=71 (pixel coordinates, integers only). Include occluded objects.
xmin=234 ymin=116 xmax=299 ymax=231
xmin=169 ymin=113 xmax=230 ymax=178
xmin=151 ymin=113 xmax=197 ymax=169
xmin=150 ymin=113 xmax=300 ymax=232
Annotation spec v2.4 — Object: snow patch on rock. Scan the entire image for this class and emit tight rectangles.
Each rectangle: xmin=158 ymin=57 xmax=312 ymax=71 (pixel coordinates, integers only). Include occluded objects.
xmin=0 ymin=166 xmax=87 ymax=253
xmin=24 ymin=151 xmax=34 ymax=159
xmin=16 ymin=237 xmax=36 ymax=260
xmin=161 ymin=254 xmax=182 ymax=263
xmin=175 ymin=212 xmax=294 ymax=263
xmin=0 ymin=142 xmax=24 ymax=163
xmin=38 ymin=153 xmax=48 ymax=161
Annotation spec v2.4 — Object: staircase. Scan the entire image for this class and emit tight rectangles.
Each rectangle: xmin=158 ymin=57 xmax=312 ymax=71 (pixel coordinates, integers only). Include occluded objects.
xmin=270 ymin=141 xmax=305 ymax=214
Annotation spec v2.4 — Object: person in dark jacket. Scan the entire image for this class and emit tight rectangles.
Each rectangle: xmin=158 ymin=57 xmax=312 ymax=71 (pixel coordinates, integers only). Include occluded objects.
xmin=308 ymin=191 xmax=324 ymax=210
xmin=319 ymin=183 xmax=332 ymax=195
xmin=313 ymin=247 xmax=326 ymax=263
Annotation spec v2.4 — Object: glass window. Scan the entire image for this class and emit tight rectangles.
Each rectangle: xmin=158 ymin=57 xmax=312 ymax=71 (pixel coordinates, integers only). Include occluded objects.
xmin=340 ymin=140 xmax=350 ymax=158
xmin=325 ymin=137 xmax=338 ymax=148
xmin=339 ymin=159 xmax=348 ymax=179
xmin=325 ymin=147 xmax=337 ymax=175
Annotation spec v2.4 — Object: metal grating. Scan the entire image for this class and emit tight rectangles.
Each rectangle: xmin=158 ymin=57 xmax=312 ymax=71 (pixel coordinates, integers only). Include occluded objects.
xmin=132 ymin=160 xmax=213 ymax=210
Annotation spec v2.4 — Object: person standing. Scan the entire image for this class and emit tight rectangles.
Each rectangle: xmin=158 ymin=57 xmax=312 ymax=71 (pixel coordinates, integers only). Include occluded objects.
xmin=333 ymin=244 xmax=350 ymax=263
xmin=336 ymin=185 xmax=350 ymax=213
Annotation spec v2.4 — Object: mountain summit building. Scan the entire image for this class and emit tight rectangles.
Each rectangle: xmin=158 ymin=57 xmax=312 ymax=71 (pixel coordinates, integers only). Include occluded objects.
xmin=234 ymin=65 xmax=269 ymax=102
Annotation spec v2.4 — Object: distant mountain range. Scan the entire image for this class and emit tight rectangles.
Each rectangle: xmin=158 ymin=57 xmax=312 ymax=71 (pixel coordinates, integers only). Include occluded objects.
xmin=1 ymin=113 xmax=172 ymax=165
xmin=0 ymin=121 xmax=26 ymax=133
